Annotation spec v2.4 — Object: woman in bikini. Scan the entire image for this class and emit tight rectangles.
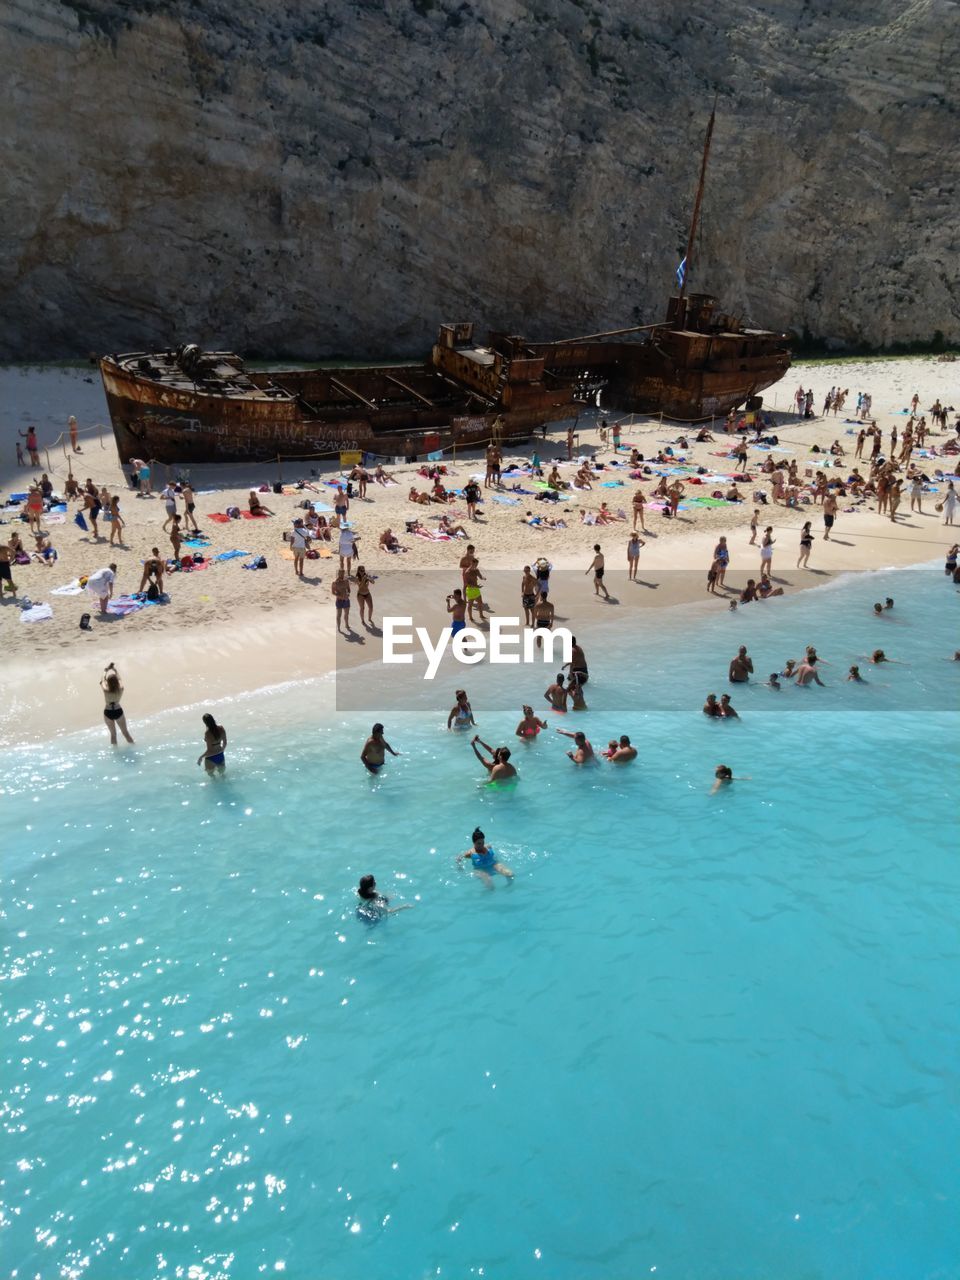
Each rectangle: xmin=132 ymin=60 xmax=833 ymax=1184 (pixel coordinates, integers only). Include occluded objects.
xmin=447 ymin=689 xmax=476 ymax=730
xmin=197 ymin=713 xmax=227 ymax=773
xmin=797 ymin=521 xmax=813 ymax=568
xmin=108 ymin=494 xmax=125 ymax=547
xmin=100 ymin=663 xmax=134 ymax=745
xmin=355 ymin=564 xmax=374 ymax=626
xmin=515 ymin=705 xmax=548 ymax=740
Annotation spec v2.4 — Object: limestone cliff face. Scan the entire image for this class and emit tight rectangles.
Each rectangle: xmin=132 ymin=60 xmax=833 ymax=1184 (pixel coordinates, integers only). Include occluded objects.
xmin=2 ymin=0 xmax=958 ymax=359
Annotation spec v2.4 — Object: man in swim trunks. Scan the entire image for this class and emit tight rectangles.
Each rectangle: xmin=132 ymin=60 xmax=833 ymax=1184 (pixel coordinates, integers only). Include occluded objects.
xmin=460 ymin=545 xmax=476 ymax=584
xmin=361 ymin=723 xmax=399 ymax=774
xmin=703 ymin=693 xmax=722 ymax=716
xmin=521 ymin=565 xmax=538 ymax=626
xmin=332 ymin=569 xmax=351 ymax=633
xmin=471 ymin=737 xmax=518 ymax=782
xmin=607 ymin=734 xmax=637 ymax=763
xmin=564 ymin=638 xmax=589 ymax=686
xmin=138 ymin=546 xmax=165 ymax=596
xmin=728 ymin=646 xmax=754 ymax=683
xmin=181 ymin=483 xmax=199 ymax=533
xmin=463 ymin=559 xmax=486 ymax=623
xmin=823 ymin=493 xmax=838 ymax=539
xmin=532 ymin=592 xmax=555 ymax=649
xmin=544 ymin=673 xmax=568 ymax=711
xmin=557 ymin=727 xmax=595 ymax=764
xmin=447 ymin=588 xmax=467 ymax=635
xmin=586 ymin=544 xmax=610 ymax=598
xmin=794 ymin=656 xmax=825 ymax=686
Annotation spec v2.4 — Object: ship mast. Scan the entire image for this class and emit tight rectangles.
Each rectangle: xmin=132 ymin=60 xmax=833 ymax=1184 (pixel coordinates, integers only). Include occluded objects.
xmin=676 ymin=99 xmax=717 ymax=309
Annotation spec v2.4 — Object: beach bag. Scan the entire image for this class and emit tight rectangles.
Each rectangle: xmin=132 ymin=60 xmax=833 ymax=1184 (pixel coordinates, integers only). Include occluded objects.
xmin=273 ymin=482 xmax=283 ymax=495
xmin=146 ymin=582 xmax=160 ymax=601
xmin=74 ymin=511 xmax=88 ymax=530
xmin=79 ymin=612 xmax=91 ymax=629
xmin=935 ymin=502 xmax=944 ymax=512
xmin=226 ymin=506 xmax=241 ymax=519
xmin=256 ymin=555 xmax=267 ymax=569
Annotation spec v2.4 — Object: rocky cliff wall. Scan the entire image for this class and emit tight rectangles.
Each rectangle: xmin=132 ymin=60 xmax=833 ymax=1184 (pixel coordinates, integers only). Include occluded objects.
xmin=2 ymin=0 xmax=958 ymax=359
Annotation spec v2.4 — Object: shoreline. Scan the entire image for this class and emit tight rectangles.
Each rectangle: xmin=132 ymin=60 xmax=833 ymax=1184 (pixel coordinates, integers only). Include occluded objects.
xmin=2 ymin=546 xmax=942 ymax=751
xmin=4 ymin=355 xmax=958 ymax=748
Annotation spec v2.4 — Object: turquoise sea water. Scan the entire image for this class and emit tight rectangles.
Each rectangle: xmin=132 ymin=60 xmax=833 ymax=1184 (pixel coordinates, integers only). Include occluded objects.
xmin=2 ymin=567 xmax=958 ymax=1280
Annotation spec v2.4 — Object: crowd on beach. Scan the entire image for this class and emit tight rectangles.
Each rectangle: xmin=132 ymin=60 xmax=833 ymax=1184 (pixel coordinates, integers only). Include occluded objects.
xmin=5 ymin=374 xmax=959 ymax=917
xmin=3 ymin=382 xmax=959 ymax=626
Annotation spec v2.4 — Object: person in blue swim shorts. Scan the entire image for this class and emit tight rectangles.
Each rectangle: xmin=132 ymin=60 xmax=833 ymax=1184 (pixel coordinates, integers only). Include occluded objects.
xmin=457 ymin=827 xmax=514 ymax=886
xmin=446 ymin=588 xmax=467 ymax=635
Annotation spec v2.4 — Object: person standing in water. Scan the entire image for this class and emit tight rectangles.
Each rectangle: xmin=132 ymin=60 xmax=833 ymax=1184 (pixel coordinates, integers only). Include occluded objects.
xmin=544 ymin=673 xmax=568 ymax=712
xmin=471 ymin=737 xmax=518 ymax=782
xmin=197 ymin=713 xmax=227 ymax=773
xmin=100 ymin=663 xmax=134 ymax=745
xmin=457 ymin=827 xmax=514 ymax=884
xmin=515 ymin=705 xmax=548 ymax=739
xmin=447 ymin=689 xmax=475 ymax=730
xmin=556 ymin=727 xmax=595 ymax=764
xmin=360 ymin=723 xmax=399 ymax=773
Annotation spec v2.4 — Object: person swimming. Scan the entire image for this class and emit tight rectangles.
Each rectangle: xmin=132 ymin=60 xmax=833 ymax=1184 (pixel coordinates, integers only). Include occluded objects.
xmin=356 ymin=874 xmax=413 ymax=923
xmin=456 ymin=827 xmax=514 ymax=884
xmin=847 ymin=665 xmax=865 ymax=682
xmin=710 ymin=763 xmax=750 ymax=793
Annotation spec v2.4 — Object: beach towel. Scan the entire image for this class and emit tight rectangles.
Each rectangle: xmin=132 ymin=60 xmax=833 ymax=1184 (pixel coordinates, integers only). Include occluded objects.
xmin=44 ymin=512 xmax=66 ymax=524
xmin=52 ymin=580 xmax=85 ymax=595
xmin=414 ymin=529 xmax=452 ymax=541
xmin=9 ymin=493 xmax=28 ymax=502
xmin=183 ymin=536 xmax=211 ymax=547
xmin=510 ymin=486 xmax=536 ymax=495
xmin=206 ymin=512 xmax=232 ymax=523
xmin=214 ymin=550 xmax=250 ymax=561
xmin=688 ymin=497 xmax=731 ymax=508
xmin=278 ymin=547 xmax=295 ymax=560
xmin=311 ymin=501 xmax=334 ymax=513
xmin=106 ymin=595 xmax=147 ymax=616
xmin=492 ymin=495 xmax=519 ymax=505
xmin=19 ymin=603 xmax=53 ymax=623
xmin=74 ymin=512 xmax=88 ymax=530
xmin=241 ymin=510 xmax=271 ymax=519
xmin=601 ymin=480 xmax=625 ymax=488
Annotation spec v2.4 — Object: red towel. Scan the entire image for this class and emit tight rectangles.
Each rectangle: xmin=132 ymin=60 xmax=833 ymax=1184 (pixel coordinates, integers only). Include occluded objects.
xmin=207 ymin=512 xmax=231 ymax=523
xmin=241 ymin=510 xmax=270 ymax=519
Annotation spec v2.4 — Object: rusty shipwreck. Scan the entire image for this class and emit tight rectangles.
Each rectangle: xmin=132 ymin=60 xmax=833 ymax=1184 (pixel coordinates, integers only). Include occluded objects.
xmin=99 ymin=108 xmax=791 ymax=465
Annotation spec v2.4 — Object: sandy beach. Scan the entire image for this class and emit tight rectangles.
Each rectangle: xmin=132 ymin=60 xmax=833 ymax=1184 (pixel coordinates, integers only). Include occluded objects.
xmin=2 ymin=355 xmax=957 ymax=747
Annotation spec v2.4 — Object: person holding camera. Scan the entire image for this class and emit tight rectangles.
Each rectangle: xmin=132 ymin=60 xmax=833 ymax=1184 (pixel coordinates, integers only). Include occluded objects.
xmin=100 ymin=664 xmax=134 ymax=745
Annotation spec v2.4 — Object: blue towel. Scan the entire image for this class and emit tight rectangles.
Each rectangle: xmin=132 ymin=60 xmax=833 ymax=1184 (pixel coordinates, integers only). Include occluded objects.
xmin=74 ymin=511 xmax=88 ymax=530
xmin=492 ymin=495 xmax=519 ymax=505
xmin=215 ymin=550 xmax=250 ymax=561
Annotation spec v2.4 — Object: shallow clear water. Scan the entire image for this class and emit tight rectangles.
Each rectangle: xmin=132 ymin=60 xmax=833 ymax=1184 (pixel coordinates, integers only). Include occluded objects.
xmin=2 ymin=568 xmax=958 ymax=1280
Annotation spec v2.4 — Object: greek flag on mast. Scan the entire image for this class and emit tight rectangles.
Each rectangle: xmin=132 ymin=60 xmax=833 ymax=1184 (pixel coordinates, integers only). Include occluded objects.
xmin=676 ymin=256 xmax=687 ymax=287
